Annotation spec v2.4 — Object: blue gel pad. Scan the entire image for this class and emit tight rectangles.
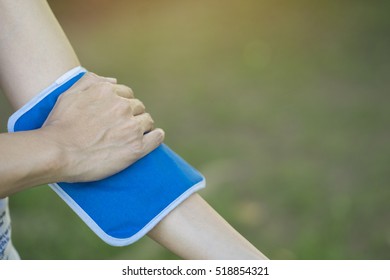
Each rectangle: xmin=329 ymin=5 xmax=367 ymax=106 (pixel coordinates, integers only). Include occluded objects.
xmin=8 ymin=66 xmax=205 ymax=246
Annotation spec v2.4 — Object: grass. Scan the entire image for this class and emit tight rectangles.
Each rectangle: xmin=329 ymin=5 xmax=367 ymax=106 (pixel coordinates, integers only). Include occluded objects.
xmin=0 ymin=0 xmax=389 ymax=259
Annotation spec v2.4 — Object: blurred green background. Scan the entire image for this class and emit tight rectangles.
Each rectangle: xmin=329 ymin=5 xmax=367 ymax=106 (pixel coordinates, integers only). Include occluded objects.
xmin=0 ymin=0 xmax=389 ymax=259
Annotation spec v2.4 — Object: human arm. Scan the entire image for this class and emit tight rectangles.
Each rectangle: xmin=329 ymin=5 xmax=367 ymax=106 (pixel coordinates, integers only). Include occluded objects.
xmin=0 ymin=129 xmax=64 ymax=197
xmin=0 ymin=0 xmax=267 ymax=259
xmin=0 ymin=0 xmax=164 ymax=197
xmin=149 ymin=193 xmax=268 ymax=259
xmin=0 ymin=0 xmax=79 ymax=109
xmin=0 ymin=72 xmax=164 ymax=197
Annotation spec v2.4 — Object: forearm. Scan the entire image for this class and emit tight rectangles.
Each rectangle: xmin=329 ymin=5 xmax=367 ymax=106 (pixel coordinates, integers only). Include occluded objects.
xmin=0 ymin=130 xmax=62 ymax=197
xmin=148 ymin=193 xmax=268 ymax=260
xmin=0 ymin=0 xmax=79 ymax=109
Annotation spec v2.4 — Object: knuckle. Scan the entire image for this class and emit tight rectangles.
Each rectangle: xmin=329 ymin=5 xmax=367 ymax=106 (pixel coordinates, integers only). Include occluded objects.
xmin=116 ymin=99 xmax=131 ymax=112
xmin=115 ymin=84 xmax=134 ymax=98
xmin=138 ymin=100 xmax=146 ymax=110
xmin=146 ymin=113 xmax=154 ymax=124
xmin=128 ymin=87 xmax=135 ymax=97
xmin=160 ymin=129 xmax=165 ymax=141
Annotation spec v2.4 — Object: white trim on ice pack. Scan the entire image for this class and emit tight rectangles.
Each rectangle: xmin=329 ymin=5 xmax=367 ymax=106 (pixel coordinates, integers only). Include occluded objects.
xmin=7 ymin=66 xmax=86 ymax=133
xmin=6 ymin=66 xmax=206 ymax=247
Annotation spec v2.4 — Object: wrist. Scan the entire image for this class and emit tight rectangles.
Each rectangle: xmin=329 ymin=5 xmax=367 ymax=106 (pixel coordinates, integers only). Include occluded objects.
xmin=35 ymin=127 xmax=69 ymax=184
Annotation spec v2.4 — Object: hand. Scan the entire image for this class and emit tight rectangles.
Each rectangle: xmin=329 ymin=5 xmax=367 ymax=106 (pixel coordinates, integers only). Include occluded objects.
xmin=41 ymin=72 xmax=165 ymax=182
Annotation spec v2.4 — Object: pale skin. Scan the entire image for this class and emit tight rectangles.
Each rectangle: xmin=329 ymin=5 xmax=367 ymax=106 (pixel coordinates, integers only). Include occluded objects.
xmin=0 ymin=0 xmax=268 ymax=260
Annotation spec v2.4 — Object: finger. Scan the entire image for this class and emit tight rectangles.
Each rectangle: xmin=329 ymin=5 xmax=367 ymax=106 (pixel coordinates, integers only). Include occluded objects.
xmin=141 ymin=128 xmax=165 ymax=157
xmin=113 ymin=84 xmax=134 ymax=99
xmin=134 ymin=113 xmax=154 ymax=133
xmin=129 ymin=99 xmax=146 ymax=116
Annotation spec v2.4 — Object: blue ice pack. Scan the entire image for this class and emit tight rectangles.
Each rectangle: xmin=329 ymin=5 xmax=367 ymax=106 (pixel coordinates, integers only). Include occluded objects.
xmin=7 ymin=66 xmax=205 ymax=246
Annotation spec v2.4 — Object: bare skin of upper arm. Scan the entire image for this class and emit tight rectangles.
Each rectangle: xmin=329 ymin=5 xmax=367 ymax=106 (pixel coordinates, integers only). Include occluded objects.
xmin=0 ymin=0 xmax=80 ymax=109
